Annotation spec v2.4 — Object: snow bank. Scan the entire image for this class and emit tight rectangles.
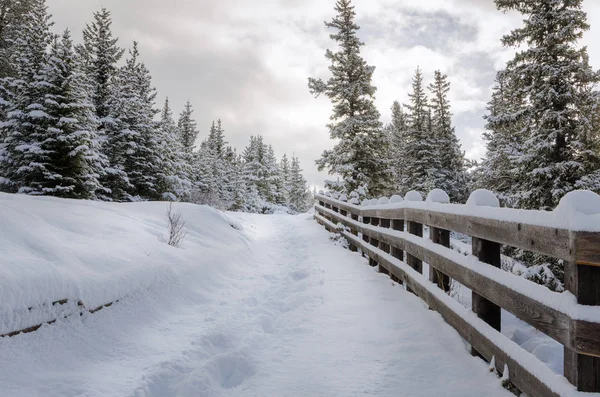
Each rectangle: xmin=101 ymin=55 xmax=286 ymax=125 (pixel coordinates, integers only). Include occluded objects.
xmin=466 ymin=189 xmax=500 ymax=208
xmin=0 ymin=193 xmax=247 ymax=334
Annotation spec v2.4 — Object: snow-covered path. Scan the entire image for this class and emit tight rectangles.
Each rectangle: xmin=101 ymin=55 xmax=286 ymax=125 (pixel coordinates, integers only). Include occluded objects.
xmin=0 ymin=213 xmax=510 ymax=397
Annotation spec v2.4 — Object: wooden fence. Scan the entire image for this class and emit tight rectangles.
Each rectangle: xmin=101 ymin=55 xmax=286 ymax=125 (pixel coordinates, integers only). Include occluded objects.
xmin=315 ymin=191 xmax=600 ymax=396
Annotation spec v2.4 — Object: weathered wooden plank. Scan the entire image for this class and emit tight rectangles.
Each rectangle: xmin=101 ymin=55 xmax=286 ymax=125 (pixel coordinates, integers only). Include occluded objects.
xmin=407 ymin=221 xmax=423 ymax=274
xmin=316 ymin=195 xmax=574 ymax=261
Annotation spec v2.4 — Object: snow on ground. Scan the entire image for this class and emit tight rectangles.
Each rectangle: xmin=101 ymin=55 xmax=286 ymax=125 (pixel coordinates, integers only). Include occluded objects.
xmin=0 ymin=195 xmax=511 ymax=397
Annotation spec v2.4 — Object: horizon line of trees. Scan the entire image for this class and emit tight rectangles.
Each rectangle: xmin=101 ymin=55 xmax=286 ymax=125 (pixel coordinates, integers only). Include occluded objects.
xmin=0 ymin=0 xmax=313 ymax=213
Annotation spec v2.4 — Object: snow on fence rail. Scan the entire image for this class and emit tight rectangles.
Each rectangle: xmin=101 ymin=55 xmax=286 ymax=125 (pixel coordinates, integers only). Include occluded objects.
xmin=314 ymin=189 xmax=600 ymax=397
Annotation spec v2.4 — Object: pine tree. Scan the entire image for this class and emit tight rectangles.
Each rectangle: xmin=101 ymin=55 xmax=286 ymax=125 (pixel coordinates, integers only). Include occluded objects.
xmin=402 ymin=67 xmax=436 ymax=195
xmin=475 ymin=70 xmax=526 ymax=206
xmin=495 ymin=0 xmax=600 ymax=210
xmin=177 ymin=100 xmax=198 ymax=152
xmin=308 ymin=0 xmax=392 ymax=197
xmin=288 ymin=156 xmax=309 ymax=212
xmin=0 ymin=0 xmax=35 ymax=78
xmin=102 ymin=42 xmax=160 ymax=201
xmin=76 ymin=8 xmax=124 ymax=122
xmin=280 ymin=153 xmax=291 ymax=204
xmin=36 ymin=30 xmax=108 ymax=198
xmin=0 ymin=0 xmax=54 ymax=194
xmin=428 ymin=70 xmax=467 ymax=202
xmin=389 ymin=100 xmax=408 ymax=192
xmin=157 ymin=97 xmax=192 ymax=200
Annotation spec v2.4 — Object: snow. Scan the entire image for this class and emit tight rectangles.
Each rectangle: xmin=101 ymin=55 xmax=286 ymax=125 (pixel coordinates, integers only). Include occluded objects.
xmin=0 ymin=194 xmax=514 ymax=397
xmin=377 ymin=196 xmax=389 ymax=204
xmin=404 ymin=190 xmax=423 ymax=202
xmin=466 ymin=189 xmax=500 ymax=208
xmin=390 ymin=194 xmax=403 ymax=204
xmin=426 ymin=188 xmax=450 ymax=204
xmin=553 ymin=190 xmax=600 ymax=231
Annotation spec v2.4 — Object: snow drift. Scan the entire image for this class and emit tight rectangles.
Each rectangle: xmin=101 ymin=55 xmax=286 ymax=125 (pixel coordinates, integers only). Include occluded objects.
xmin=0 ymin=193 xmax=248 ymax=335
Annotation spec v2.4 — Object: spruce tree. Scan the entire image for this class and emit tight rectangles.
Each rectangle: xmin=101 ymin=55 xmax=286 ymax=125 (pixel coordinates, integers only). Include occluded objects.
xmin=476 ymin=70 xmax=526 ymax=206
xmin=103 ymin=42 xmax=160 ymax=201
xmin=157 ymin=97 xmax=192 ymax=200
xmin=0 ymin=0 xmax=35 ymax=78
xmin=177 ymin=100 xmax=198 ymax=152
xmin=76 ymin=8 xmax=124 ymax=122
xmin=308 ymin=0 xmax=392 ymax=197
xmin=495 ymin=0 xmax=600 ymax=210
xmin=39 ymin=30 xmax=107 ymax=198
xmin=428 ymin=70 xmax=467 ymax=202
xmin=389 ymin=101 xmax=408 ymax=192
xmin=288 ymin=156 xmax=309 ymax=212
xmin=0 ymin=0 xmax=54 ymax=194
xmin=402 ymin=67 xmax=436 ymax=195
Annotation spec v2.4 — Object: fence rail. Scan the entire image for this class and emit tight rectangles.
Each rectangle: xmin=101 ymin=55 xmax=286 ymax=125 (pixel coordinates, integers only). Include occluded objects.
xmin=315 ymin=191 xmax=600 ymax=396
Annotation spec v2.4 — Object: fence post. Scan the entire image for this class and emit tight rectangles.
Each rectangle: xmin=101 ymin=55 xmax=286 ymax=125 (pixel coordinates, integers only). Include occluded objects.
xmin=350 ymin=212 xmax=359 ymax=252
xmin=369 ymin=217 xmax=380 ymax=267
xmin=426 ymin=190 xmax=451 ymax=292
xmin=379 ymin=218 xmax=391 ymax=275
xmin=362 ymin=213 xmax=371 ymax=259
xmin=564 ymin=230 xmax=600 ymax=392
xmin=467 ymin=191 xmax=501 ymax=358
xmin=391 ymin=219 xmax=404 ymax=284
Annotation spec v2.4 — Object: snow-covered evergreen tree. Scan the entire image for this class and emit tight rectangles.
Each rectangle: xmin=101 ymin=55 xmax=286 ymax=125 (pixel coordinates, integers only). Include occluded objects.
xmin=279 ymin=153 xmax=291 ymax=204
xmin=475 ymin=70 xmax=526 ymax=206
xmin=157 ymin=97 xmax=192 ymax=200
xmin=102 ymin=42 xmax=160 ymax=201
xmin=37 ymin=29 xmax=108 ymax=198
xmin=76 ymin=8 xmax=124 ymax=123
xmin=308 ymin=0 xmax=392 ymax=197
xmin=495 ymin=0 xmax=600 ymax=210
xmin=177 ymin=100 xmax=198 ymax=153
xmin=288 ymin=156 xmax=309 ymax=212
xmin=0 ymin=0 xmax=54 ymax=194
xmin=428 ymin=70 xmax=467 ymax=202
xmin=0 ymin=0 xmax=35 ymax=78
xmin=402 ymin=67 xmax=437 ymax=195
xmin=388 ymin=100 xmax=407 ymax=192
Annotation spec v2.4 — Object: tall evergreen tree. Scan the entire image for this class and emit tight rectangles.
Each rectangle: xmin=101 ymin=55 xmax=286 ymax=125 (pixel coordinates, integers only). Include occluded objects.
xmin=308 ymin=0 xmax=392 ymax=197
xmin=177 ymin=100 xmax=198 ymax=152
xmin=157 ymin=97 xmax=192 ymax=200
xmin=388 ymin=100 xmax=407 ymax=193
xmin=475 ymin=70 xmax=526 ymax=206
xmin=288 ymin=156 xmax=309 ymax=212
xmin=0 ymin=0 xmax=35 ymax=77
xmin=76 ymin=8 xmax=124 ymax=122
xmin=0 ymin=0 xmax=54 ymax=194
xmin=495 ymin=0 xmax=600 ymax=210
xmin=37 ymin=30 xmax=107 ymax=198
xmin=103 ymin=42 xmax=160 ymax=201
xmin=428 ymin=70 xmax=467 ymax=202
xmin=402 ymin=67 xmax=436 ymax=195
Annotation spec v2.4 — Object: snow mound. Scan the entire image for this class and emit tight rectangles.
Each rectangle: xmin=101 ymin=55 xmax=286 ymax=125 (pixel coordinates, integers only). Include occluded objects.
xmin=554 ymin=190 xmax=600 ymax=216
xmin=390 ymin=195 xmax=403 ymax=204
xmin=377 ymin=197 xmax=389 ymax=205
xmin=405 ymin=191 xmax=423 ymax=202
xmin=349 ymin=197 xmax=359 ymax=205
xmin=339 ymin=194 xmax=348 ymax=202
xmin=426 ymin=189 xmax=450 ymax=204
xmin=466 ymin=189 xmax=499 ymax=208
xmin=0 ymin=193 xmax=247 ymax=331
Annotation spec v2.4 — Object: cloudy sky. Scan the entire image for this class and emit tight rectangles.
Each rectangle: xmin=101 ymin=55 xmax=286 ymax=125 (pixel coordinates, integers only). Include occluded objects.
xmin=46 ymin=0 xmax=600 ymax=188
